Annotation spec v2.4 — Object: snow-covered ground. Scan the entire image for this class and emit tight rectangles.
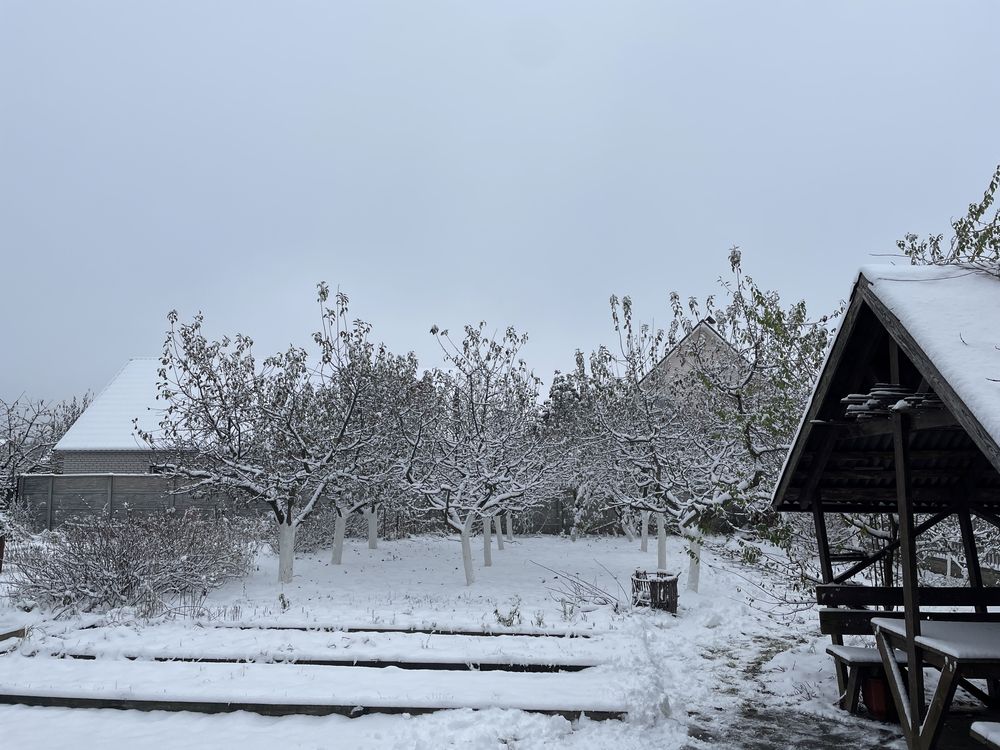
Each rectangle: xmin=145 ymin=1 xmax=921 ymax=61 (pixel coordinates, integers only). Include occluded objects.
xmin=0 ymin=535 xmax=913 ymax=749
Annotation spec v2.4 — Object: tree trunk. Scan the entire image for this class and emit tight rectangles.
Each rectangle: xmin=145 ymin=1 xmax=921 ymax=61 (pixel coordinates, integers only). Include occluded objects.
xmin=656 ymin=512 xmax=667 ymax=572
xmin=622 ymin=515 xmax=636 ymax=543
xmin=331 ymin=510 xmax=347 ymax=565
xmin=640 ymin=510 xmax=650 ymax=552
xmin=494 ymin=516 xmax=504 ymax=550
xmin=365 ymin=506 xmax=378 ymax=550
xmin=460 ymin=516 xmax=476 ymax=586
xmin=483 ymin=515 xmax=493 ymax=567
xmin=505 ymin=512 xmax=513 ymax=542
xmin=278 ymin=522 xmax=296 ymax=583
xmin=687 ymin=537 xmax=701 ymax=593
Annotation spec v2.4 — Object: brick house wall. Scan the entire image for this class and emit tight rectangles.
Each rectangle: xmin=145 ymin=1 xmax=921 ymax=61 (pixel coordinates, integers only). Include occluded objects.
xmin=54 ymin=450 xmax=155 ymax=474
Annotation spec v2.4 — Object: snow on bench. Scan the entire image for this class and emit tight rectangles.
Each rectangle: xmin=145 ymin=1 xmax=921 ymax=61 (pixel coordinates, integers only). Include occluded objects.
xmin=0 ymin=655 xmax=629 ymax=718
xmin=825 ymin=644 xmax=907 ymax=715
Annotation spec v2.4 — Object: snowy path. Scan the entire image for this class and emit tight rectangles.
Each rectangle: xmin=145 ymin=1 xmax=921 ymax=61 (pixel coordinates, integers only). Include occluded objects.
xmin=21 ymin=623 xmax=608 ymax=669
xmin=0 ymin=654 xmax=627 ymax=716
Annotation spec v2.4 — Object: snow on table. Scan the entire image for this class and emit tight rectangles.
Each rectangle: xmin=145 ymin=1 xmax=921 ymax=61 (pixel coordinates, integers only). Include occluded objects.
xmin=25 ymin=623 xmax=608 ymax=667
xmin=0 ymin=654 xmax=628 ymax=714
xmin=972 ymin=721 xmax=1000 ymax=748
xmin=872 ymin=617 xmax=1000 ymax=660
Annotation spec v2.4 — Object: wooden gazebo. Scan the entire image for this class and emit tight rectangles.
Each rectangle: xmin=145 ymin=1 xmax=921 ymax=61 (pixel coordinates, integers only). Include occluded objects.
xmin=772 ymin=265 xmax=1000 ymax=750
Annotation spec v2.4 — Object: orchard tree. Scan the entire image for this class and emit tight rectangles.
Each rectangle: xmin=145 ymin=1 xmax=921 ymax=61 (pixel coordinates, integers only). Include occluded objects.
xmin=662 ymin=249 xmax=835 ymax=588
xmin=587 ymin=250 xmax=835 ymax=589
xmin=400 ymin=323 xmax=552 ymax=585
xmin=588 ymin=298 xmax=694 ymax=575
xmin=541 ymin=353 xmax=617 ymax=541
xmin=142 ymin=285 xmax=401 ymax=583
xmin=1 ymin=394 xmax=91 ymax=505
xmin=898 ymin=164 xmax=1000 ymax=272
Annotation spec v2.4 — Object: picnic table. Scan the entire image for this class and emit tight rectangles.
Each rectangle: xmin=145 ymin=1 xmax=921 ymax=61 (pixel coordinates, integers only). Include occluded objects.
xmin=873 ymin=617 xmax=1000 ymax=750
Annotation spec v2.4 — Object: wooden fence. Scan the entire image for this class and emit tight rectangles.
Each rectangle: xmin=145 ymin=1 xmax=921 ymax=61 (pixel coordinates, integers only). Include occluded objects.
xmin=16 ymin=474 xmax=223 ymax=530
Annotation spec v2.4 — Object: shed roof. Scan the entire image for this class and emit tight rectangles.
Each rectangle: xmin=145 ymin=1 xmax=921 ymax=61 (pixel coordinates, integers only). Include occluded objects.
xmin=54 ymin=358 xmax=163 ymax=452
xmin=772 ymin=265 xmax=1000 ymax=514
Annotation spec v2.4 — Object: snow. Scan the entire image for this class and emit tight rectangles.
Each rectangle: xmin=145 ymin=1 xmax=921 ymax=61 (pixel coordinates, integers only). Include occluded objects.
xmin=54 ymin=357 xmax=162 ymax=451
xmin=972 ymin=721 xmax=1000 ymax=747
xmin=860 ymin=264 xmax=1000 ymax=447
xmin=0 ymin=536 xmax=913 ymax=748
xmin=22 ymin=625 xmax=608 ymax=667
xmin=0 ymin=656 xmax=629 ymax=712
xmin=826 ymin=644 xmax=906 ymax=665
xmin=872 ymin=617 xmax=1000 ymax=660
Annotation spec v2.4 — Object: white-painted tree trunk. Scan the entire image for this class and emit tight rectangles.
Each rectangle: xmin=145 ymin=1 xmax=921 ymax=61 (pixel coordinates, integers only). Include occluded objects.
xmin=687 ymin=537 xmax=701 ymax=593
xmin=656 ymin=512 xmax=667 ymax=572
xmin=278 ymin=522 xmax=296 ymax=583
xmin=460 ymin=516 xmax=476 ymax=586
xmin=330 ymin=510 xmax=347 ymax=565
xmin=622 ymin=516 xmax=636 ymax=543
xmin=483 ymin=515 xmax=493 ymax=567
xmin=365 ymin=506 xmax=378 ymax=550
xmin=494 ymin=516 xmax=504 ymax=550
xmin=505 ymin=512 xmax=513 ymax=542
xmin=640 ymin=510 xmax=650 ymax=552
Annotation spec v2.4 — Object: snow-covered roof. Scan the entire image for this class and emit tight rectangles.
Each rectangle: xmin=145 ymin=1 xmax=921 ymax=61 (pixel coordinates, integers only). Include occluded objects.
xmin=861 ymin=264 xmax=1000 ymax=447
xmin=55 ymin=358 xmax=163 ymax=452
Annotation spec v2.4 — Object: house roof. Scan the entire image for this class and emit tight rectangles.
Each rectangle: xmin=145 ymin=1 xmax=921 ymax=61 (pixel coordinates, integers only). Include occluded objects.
xmin=640 ymin=318 xmax=738 ymax=386
xmin=54 ymin=358 xmax=163 ymax=452
xmin=772 ymin=264 xmax=1000 ymax=514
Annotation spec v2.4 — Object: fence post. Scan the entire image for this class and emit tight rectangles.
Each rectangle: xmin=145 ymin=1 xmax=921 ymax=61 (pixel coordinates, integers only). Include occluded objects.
xmin=47 ymin=475 xmax=54 ymax=530
xmin=107 ymin=474 xmax=114 ymax=519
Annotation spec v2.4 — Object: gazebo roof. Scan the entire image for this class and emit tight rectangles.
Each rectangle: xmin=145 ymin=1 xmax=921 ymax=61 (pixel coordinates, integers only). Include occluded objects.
xmin=772 ymin=265 xmax=1000 ymax=514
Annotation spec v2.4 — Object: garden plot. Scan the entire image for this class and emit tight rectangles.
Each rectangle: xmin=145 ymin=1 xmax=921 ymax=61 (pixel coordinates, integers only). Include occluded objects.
xmin=0 ymin=655 xmax=628 ymax=717
xmin=22 ymin=623 xmax=608 ymax=670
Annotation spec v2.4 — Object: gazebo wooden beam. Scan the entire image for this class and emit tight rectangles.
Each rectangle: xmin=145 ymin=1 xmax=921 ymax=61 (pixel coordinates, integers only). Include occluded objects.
xmin=810 ymin=410 xmax=960 ymax=438
xmin=831 ymin=510 xmax=950 ymax=584
xmin=975 ymin=509 xmax=1000 ymax=532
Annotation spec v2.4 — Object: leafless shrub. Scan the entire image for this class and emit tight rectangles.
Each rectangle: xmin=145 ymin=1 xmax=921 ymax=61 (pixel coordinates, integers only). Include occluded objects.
xmin=533 ymin=561 xmax=629 ymax=614
xmin=5 ymin=511 xmax=258 ymax=616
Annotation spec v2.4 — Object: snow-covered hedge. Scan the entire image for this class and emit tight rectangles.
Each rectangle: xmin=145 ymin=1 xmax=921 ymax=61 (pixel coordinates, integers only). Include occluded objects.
xmin=5 ymin=511 xmax=258 ymax=615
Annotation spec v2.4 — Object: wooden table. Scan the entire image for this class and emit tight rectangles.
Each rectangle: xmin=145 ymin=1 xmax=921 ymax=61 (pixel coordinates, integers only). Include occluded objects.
xmin=873 ymin=617 xmax=1000 ymax=750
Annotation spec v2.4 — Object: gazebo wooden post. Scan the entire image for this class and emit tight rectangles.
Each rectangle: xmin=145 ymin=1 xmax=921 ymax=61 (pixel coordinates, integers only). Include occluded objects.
xmin=957 ymin=503 xmax=998 ymax=701
xmin=812 ymin=492 xmax=848 ymax=693
xmin=803 ymin=428 xmax=849 ymax=693
xmin=893 ymin=409 xmax=925 ymax=723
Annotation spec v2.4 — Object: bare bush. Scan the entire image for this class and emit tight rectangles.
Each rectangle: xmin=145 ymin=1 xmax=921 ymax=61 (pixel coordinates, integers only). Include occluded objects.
xmin=5 ymin=511 xmax=258 ymax=616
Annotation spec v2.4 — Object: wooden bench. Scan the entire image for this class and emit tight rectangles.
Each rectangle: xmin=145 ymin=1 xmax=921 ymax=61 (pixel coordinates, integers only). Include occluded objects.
xmin=816 ymin=584 xmax=1000 ymax=716
xmin=826 ymin=644 xmax=906 ymax=714
xmin=971 ymin=722 xmax=1000 ymax=749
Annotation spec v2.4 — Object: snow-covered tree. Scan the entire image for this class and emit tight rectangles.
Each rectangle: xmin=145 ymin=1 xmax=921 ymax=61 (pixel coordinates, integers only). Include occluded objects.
xmin=400 ymin=323 xmax=552 ymax=585
xmin=898 ymin=163 xmax=1000 ymax=273
xmin=588 ymin=298 xmax=695 ymax=575
xmin=541 ymin=353 xmax=617 ymax=540
xmin=1 ymin=394 xmax=90 ymax=505
xmin=663 ymin=250 xmax=835 ymax=588
xmin=582 ymin=250 xmax=834 ymax=589
xmin=142 ymin=285 xmax=402 ymax=583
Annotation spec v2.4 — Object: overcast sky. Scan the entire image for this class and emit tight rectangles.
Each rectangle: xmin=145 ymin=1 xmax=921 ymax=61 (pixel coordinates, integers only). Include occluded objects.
xmin=1 ymin=1 xmax=997 ymax=401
